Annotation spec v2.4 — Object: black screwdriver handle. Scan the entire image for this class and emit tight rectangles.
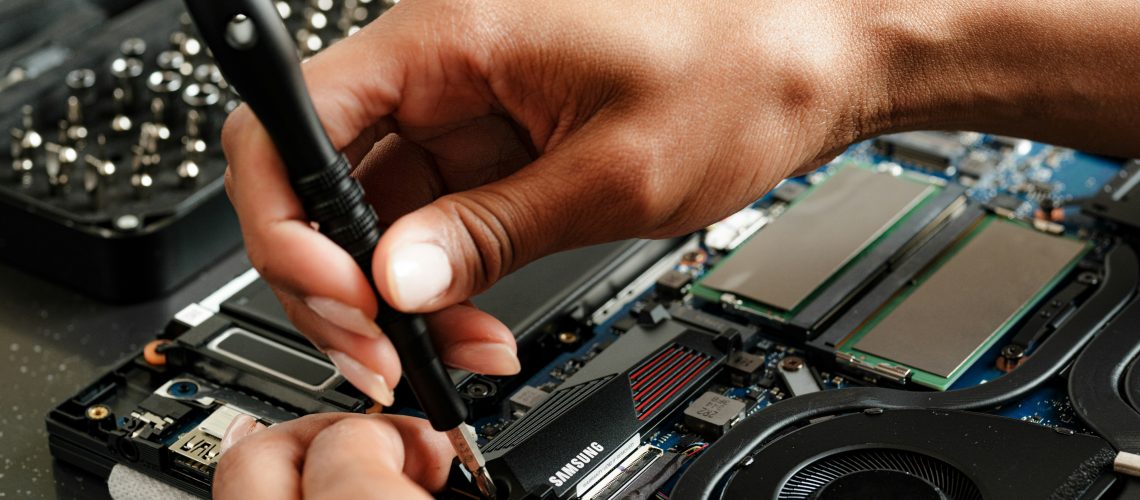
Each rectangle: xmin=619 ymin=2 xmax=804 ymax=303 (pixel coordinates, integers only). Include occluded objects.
xmin=184 ymin=0 xmax=336 ymax=176
xmin=184 ymin=0 xmax=466 ymax=431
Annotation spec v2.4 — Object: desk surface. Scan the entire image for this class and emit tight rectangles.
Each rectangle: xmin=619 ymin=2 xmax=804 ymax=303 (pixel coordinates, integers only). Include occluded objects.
xmin=0 ymin=249 xmax=251 ymax=498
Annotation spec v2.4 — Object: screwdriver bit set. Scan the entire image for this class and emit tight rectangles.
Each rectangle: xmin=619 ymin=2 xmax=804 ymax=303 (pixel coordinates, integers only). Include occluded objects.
xmin=0 ymin=0 xmax=395 ymax=301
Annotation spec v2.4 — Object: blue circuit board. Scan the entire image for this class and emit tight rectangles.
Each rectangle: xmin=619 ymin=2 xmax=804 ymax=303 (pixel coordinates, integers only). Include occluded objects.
xmin=473 ymin=132 xmax=1123 ymax=497
xmin=847 ymin=135 xmax=1121 ymax=225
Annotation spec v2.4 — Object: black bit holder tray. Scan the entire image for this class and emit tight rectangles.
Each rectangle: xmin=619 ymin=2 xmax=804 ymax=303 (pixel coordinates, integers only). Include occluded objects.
xmin=0 ymin=0 xmax=396 ymax=302
xmin=0 ymin=0 xmax=239 ymax=302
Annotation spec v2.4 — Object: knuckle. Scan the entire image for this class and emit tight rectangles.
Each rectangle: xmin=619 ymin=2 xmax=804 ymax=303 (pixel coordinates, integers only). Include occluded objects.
xmin=325 ymin=417 xmax=371 ymax=438
xmin=324 ymin=416 xmax=398 ymax=448
xmin=599 ymin=124 xmax=670 ymax=223
xmin=222 ymin=166 xmax=235 ymax=200
xmin=409 ymin=0 xmax=485 ymax=40
xmin=244 ymin=244 xmax=276 ymax=286
xmin=428 ymin=0 xmax=507 ymax=63
xmin=433 ymin=193 xmax=519 ymax=292
xmin=439 ymin=0 xmax=491 ymax=27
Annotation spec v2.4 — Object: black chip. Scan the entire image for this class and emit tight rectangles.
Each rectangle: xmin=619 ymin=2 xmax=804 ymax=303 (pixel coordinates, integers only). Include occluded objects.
xmin=772 ymin=181 xmax=808 ymax=204
xmin=639 ymin=304 xmax=670 ymax=326
xmin=725 ymin=351 xmax=766 ymax=387
xmin=754 ymin=338 xmax=774 ymax=352
xmin=989 ymin=194 xmax=1025 ymax=213
xmin=138 ymin=394 xmax=192 ymax=421
xmin=874 ymin=132 xmax=966 ymax=171
xmin=655 ymin=269 xmax=693 ymax=300
xmin=757 ymin=370 xmax=776 ymax=389
xmin=683 ymin=392 xmax=746 ymax=438
xmin=611 ymin=316 xmax=637 ymax=334
xmin=958 ymin=154 xmax=995 ymax=178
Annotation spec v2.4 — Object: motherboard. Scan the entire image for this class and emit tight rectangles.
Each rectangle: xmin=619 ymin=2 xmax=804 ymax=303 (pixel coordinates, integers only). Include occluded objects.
xmin=445 ymin=133 xmax=1138 ymax=499
xmin=39 ymin=9 xmax=1140 ymax=498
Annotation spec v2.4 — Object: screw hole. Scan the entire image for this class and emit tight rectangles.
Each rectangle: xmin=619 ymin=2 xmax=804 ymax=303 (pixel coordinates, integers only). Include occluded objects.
xmin=225 ymin=14 xmax=258 ymax=50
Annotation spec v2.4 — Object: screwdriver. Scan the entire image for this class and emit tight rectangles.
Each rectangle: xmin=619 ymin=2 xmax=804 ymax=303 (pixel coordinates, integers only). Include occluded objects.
xmin=181 ymin=1 xmax=496 ymax=497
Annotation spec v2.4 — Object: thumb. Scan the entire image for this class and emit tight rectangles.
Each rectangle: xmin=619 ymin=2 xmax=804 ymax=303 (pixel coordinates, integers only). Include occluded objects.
xmin=373 ymin=123 xmax=667 ymax=312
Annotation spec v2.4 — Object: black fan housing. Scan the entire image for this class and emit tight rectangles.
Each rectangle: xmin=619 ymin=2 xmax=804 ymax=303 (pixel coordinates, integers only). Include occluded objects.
xmin=718 ymin=409 xmax=1117 ymax=500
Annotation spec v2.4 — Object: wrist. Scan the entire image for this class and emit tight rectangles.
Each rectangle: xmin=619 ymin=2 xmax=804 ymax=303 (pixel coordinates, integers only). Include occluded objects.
xmin=846 ymin=2 xmax=981 ymax=138
xmin=736 ymin=1 xmax=892 ymax=169
xmin=850 ymin=1 xmax=1140 ymax=156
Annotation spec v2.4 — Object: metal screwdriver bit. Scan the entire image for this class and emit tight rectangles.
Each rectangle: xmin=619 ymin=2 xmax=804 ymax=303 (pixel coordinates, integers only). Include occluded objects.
xmin=8 ymin=129 xmax=23 ymax=175
xmin=110 ymin=57 xmax=145 ymax=109
xmin=64 ymin=96 xmax=88 ymax=147
xmin=192 ymin=62 xmax=225 ymax=86
xmin=65 ymin=68 xmax=97 ymax=107
xmin=147 ymin=71 xmax=183 ymax=140
xmin=306 ymin=9 xmax=329 ymax=30
xmin=296 ymin=29 xmax=324 ymax=56
xmin=84 ymin=135 xmax=115 ymax=209
xmin=338 ymin=0 xmax=368 ymax=35
xmin=120 ymin=38 xmax=148 ymax=58
xmin=310 ymin=0 xmax=335 ymax=13
xmin=447 ymin=425 xmax=497 ymax=499
xmin=11 ymin=106 xmax=42 ymax=174
xmin=111 ymin=87 xmax=134 ymax=134
xmin=44 ymin=139 xmax=77 ymax=196
xmin=171 ymin=20 xmax=206 ymax=59
xmin=157 ymin=50 xmax=191 ymax=77
xmin=182 ymin=83 xmax=221 ymax=136
xmin=169 ymin=30 xmax=189 ymax=50
xmin=130 ymin=123 xmax=160 ymax=199
xmin=275 ymin=0 xmax=293 ymax=20
xmin=177 ymin=135 xmax=205 ymax=189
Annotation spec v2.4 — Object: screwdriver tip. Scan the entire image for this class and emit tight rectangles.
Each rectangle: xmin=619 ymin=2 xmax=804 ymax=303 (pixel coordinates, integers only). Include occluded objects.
xmin=446 ymin=425 xmax=497 ymax=498
xmin=473 ymin=466 xmax=497 ymax=499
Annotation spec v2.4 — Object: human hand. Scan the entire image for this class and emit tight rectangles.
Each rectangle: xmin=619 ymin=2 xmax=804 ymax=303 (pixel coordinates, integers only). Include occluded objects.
xmin=219 ymin=0 xmax=887 ymax=404
xmin=213 ymin=413 xmax=454 ymax=499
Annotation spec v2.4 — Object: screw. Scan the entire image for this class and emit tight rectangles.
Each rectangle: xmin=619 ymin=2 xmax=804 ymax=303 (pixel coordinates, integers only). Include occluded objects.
xmin=780 ymin=356 xmax=804 ymax=372
xmin=465 ymin=382 xmax=491 ymax=398
xmin=1001 ymin=344 xmax=1025 ymax=359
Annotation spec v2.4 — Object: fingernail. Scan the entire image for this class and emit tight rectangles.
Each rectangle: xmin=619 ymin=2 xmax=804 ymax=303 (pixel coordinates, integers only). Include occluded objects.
xmin=327 ymin=349 xmax=395 ymax=406
xmin=387 ymin=243 xmax=452 ymax=309
xmin=219 ymin=414 xmax=264 ymax=454
xmin=304 ymin=297 xmax=382 ymax=338
xmin=446 ymin=342 xmax=521 ymax=375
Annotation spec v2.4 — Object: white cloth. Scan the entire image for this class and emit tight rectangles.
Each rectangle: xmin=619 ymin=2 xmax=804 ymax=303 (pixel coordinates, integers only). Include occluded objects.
xmin=107 ymin=464 xmax=203 ymax=500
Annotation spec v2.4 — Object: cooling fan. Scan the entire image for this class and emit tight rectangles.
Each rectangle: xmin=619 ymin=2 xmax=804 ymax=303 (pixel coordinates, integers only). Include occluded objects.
xmin=780 ymin=448 xmax=979 ymax=500
xmin=713 ymin=409 xmax=1119 ymax=499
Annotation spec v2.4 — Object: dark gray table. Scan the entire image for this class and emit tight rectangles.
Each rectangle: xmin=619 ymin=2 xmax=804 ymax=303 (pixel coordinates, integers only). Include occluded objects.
xmin=0 ymin=249 xmax=251 ymax=498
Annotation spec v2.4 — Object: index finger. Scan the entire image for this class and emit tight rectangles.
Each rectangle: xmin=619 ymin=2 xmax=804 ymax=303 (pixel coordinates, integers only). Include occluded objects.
xmin=219 ymin=18 xmax=410 ymax=315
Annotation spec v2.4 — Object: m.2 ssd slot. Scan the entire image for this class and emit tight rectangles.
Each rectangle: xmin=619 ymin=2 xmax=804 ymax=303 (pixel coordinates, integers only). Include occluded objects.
xmin=580 ymin=444 xmax=664 ymax=500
